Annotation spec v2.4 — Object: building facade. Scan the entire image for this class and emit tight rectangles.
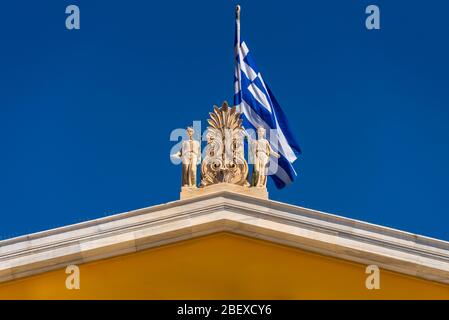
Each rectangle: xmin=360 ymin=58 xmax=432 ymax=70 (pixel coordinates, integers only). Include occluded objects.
xmin=0 ymin=189 xmax=448 ymax=299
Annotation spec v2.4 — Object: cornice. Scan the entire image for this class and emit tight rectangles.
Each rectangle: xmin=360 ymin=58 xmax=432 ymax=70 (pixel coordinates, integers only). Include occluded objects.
xmin=1 ymin=191 xmax=448 ymax=284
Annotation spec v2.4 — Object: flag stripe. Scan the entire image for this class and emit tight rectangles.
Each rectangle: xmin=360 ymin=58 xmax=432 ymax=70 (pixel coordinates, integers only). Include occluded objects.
xmin=233 ymin=22 xmax=300 ymax=188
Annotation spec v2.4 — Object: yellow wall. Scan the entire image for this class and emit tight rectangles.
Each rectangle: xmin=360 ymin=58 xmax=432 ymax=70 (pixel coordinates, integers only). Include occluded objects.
xmin=0 ymin=232 xmax=448 ymax=299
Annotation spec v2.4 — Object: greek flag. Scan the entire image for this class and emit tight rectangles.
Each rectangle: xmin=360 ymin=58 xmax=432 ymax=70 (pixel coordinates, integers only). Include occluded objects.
xmin=233 ymin=6 xmax=301 ymax=189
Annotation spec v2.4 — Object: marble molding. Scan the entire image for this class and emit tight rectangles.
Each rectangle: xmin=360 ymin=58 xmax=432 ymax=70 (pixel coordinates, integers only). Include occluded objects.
xmin=181 ymin=183 xmax=268 ymax=200
xmin=0 ymin=191 xmax=449 ymax=284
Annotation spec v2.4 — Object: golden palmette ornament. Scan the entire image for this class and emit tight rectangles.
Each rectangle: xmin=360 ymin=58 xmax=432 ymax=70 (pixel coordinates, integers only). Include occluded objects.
xmin=200 ymin=101 xmax=249 ymax=187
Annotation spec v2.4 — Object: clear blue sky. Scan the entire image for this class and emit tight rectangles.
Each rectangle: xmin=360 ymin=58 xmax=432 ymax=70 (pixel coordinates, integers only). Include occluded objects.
xmin=1 ymin=0 xmax=448 ymax=241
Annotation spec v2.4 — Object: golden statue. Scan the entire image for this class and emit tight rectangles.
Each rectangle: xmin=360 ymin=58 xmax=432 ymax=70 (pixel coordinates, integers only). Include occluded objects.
xmin=177 ymin=103 xmax=269 ymax=200
xmin=251 ymin=126 xmax=280 ymax=187
xmin=173 ymin=127 xmax=201 ymax=188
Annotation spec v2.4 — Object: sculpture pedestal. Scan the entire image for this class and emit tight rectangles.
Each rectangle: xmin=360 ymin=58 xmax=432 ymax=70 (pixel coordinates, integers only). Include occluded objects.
xmin=180 ymin=183 xmax=268 ymax=200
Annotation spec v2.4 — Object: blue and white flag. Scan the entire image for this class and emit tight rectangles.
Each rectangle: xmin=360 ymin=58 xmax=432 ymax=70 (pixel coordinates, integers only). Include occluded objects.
xmin=233 ymin=6 xmax=301 ymax=189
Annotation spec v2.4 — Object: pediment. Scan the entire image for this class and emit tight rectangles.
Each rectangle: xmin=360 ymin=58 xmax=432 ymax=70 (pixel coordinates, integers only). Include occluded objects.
xmin=1 ymin=191 xmax=449 ymax=285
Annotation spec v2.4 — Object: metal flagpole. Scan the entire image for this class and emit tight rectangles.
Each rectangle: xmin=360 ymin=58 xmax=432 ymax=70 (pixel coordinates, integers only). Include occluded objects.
xmin=235 ymin=5 xmax=242 ymax=114
xmin=235 ymin=5 xmax=250 ymax=141
xmin=236 ymin=5 xmax=241 ymax=48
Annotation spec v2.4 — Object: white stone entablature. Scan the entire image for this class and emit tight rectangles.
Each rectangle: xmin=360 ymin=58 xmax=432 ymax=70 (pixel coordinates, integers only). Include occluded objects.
xmin=1 ymin=191 xmax=449 ymax=284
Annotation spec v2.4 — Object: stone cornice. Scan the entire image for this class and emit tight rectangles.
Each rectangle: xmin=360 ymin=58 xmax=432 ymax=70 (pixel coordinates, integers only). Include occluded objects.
xmin=1 ymin=191 xmax=448 ymax=284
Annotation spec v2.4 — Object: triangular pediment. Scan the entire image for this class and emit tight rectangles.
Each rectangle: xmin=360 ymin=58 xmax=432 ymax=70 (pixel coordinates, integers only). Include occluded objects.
xmin=1 ymin=191 xmax=449 ymax=288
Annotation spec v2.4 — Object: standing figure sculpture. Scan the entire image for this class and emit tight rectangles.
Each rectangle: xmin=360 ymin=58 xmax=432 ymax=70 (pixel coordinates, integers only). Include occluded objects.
xmin=251 ymin=126 xmax=280 ymax=187
xmin=174 ymin=127 xmax=201 ymax=188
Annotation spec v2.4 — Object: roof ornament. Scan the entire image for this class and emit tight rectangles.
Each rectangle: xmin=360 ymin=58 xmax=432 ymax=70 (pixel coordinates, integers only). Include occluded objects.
xmin=200 ymin=101 xmax=249 ymax=187
xmin=177 ymin=101 xmax=269 ymax=200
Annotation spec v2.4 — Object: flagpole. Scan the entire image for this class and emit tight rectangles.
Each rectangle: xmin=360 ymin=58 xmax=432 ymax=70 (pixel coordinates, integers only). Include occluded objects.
xmin=235 ymin=5 xmax=241 ymax=47
xmin=235 ymin=5 xmax=249 ymax=138
xmin=235 ymin=5 xmax=242 ymax=114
